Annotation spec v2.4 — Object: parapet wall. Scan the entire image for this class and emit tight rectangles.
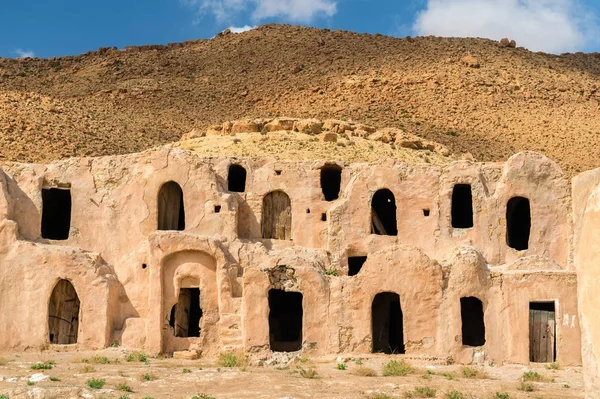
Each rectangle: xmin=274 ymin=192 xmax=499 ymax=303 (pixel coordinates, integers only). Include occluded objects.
xmin=0 ymin=148 xmax=582 ymax=368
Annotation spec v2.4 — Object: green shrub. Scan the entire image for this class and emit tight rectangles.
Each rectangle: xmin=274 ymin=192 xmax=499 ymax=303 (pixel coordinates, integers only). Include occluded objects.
xmin=141 ymin=373 xmax=157 ymax=381
xmin=125 ymin=351 xmax=148 ymax=363
xmin=545 ymin=362 xmax=560 ymax=370
xmin=518 ymin=382 xmax=534 ymax=392
xmin=31 ymin=361 xmax=54 ymax=370
xmin=336 ymin=363 xmax=347 ymax=370
xmin=299 ymin=367 xmax=318 ymax=379
xmin=383 ymin=359 xmax=412 ymax=376
xmin=404 ymin=386 xmax=436 ymax=398
xmin=522 ymin=371 xmax=543 ymax=381
xmin=182 ymin=368 xmax=191 ymax=373
xmin=325 ymin=268 xmax=338 ymax=276
xmin=218 ymin=352 xmax=240 ymax=367
xmin=494 ymin=393 xmax=509 ymax=399
xmin=192 ymin=395 xmax=216 ymax=399
xmin=461 ymin=366 xmax=483 ymax=378
xmin=353 ymin=366 xmax=377 ymax=377
xmin=446 ymin=390 xmax=465 ymax=399
xmin=0 ymin=395 xmax=8 ymax=399
xmin=118 ymin=396 xmax=130 ymax=399
xmin=117 ymin=383 xmax=132 ymax=392
xmin=50 ymin=377 xmax=60 ymax=382
xmin=87 ymin=378 xmax=106 ymax=389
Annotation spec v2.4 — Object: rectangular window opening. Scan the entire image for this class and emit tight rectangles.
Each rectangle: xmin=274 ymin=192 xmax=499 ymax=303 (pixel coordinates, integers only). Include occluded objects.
xmin=348 ymin=256 xmax=367 ymax=276
xmin=41 ymin=187 xmax=72 ymax=240
xmin=268 ymin=289 xmax=303 ymax=352
xmin=451 ymin=184 xmax=474 ymax=228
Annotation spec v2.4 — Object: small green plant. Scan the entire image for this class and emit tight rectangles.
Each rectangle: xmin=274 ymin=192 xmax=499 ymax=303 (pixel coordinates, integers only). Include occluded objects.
xmin=444 ymin=131 xmax=458 ymax=137
xmin=141 ymin=373 xmax=157 ymax=381
xmin=31 ymin=360 xmax=54 ymax=370
xmin=192 ymin=394 xmax=216 ymax=399
xmin=421 ymin=369 xmax=435 ymax=380
xmin=522 ymin=371 xmax=543 ymax=381
xmin=118 ymin=396 xmax=130 ymax=399
xmin=353 ymin=366 xmax=377 ymax=377
xmin=370 ymin=394 xmax=392 ymax=399
xmin=87 ymin=378 xmax=106 ymax=389
xmin=446 ymin=390 xmax=465 ymax=399
xmin=0 ymin=395 xmax=8 ymax=399
xmin=182 ymin=368 xmax=191 ymax=373
xmin=518 ymin=382 xmax=534 ymax=392
xmin=545 ymin=362 xmax=560 ymax=370
xmin=299 ymin=367 xmax=318 ymax=379
xmin=91 ymin=356 xmax=112 ymax=364
xmin=441 ymin=372 xmax=454 ymax=380
xmin=494 ymin=393 xmax=509 ymax=399
xmin=404 ymin=386 xmax=436 ymax=398
xmin=336 ymin=363 xmax=347 ymax=370
xmin=383 ymin=359 xmax=412 ymax=376
xmin=27 ymin=381 xmax=34 ymax=386
xmin=218 ymin=352 xmax=244 ymax=367
xmin=126 ymin=351 xmax=148 ymax=363
xmin=50 ymin=377 xmax=60 ymax=382
xmin=298 ymin=357 xmax=310 ymax=364
xmin=117 ymin=383 xmax=133 ymax=392
xmin=354 ymin=359 xmax=363 ymax=365
xmin=325 ymin=268 xmax=339 ymax=276
xmin=81 ymin=365 xmax=95 ymax=373
xmin=563 ymin=384 xmax=570 ymax=388
xmin=461 ymin=366 xmax=483 ymax=378
xmin=111 ymin=342 xmax=120 ymax=348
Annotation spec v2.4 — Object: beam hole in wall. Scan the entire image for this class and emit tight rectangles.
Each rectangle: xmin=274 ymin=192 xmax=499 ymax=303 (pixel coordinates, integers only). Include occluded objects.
xmin=371 ymin=189 xmax=398 ymax=236
xmin=451 ymin=184 xmax=474 ymax=228
xmin=228 ymin=164 xmax=247 ymax=192
xmin=48 ymin=279 xmax=80 ymax=345
xmin=142 ymin=263 xmax=148 ymax=270
xmin=506 ymin=196 xmax=531 ymax=251
xmin=348 ymin=256 xmax=367 ymax=276
xmin=41 ymin=188 xmax=72 ymax=240
xmin=269 ymin=289 xmax=303 ymax=352
xmin=169 ymin=288 xmax=202 ymax=338
xmin=306 ymin=209 xmax=311 ymax=214
xmin=157 ymin=181 xmax=185 ymax=231
xmin=262 ymin=191 xmax=292 ymax=240
xmin=321 ymin=213 xmax=327 ymax=222
xmin=372 ymin=292 xmax=404 ymax=354
xmin=423 ymin=209 xmax=430 ymax=217
xmin=529 ymin=301 xmax=556 ymax=363
xmin=214 ymin=205 xmax=221 ymax=213
xmin=460 ymin=297 xmax=485 ymax=347
xmin=275 ymin=170 xmax=282 ymax=176
xmin=320 ymin=164 xmax=342 ymax=201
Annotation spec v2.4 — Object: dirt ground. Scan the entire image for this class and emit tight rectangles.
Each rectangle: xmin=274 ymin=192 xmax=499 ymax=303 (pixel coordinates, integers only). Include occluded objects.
xmin=0 ymin=349 xmax=584 ymax=399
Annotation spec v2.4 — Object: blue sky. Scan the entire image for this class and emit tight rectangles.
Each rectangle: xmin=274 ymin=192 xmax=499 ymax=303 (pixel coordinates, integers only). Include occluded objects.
xmin=1 ymin=0 xmax=599 ymax=59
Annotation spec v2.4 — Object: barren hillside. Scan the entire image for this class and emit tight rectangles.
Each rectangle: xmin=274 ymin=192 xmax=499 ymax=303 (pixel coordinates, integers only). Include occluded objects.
xmin=1 ymin=24 xmax=600 ymax=175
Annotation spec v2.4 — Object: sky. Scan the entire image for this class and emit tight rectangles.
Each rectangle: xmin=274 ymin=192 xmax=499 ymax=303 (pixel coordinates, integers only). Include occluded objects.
xmin=1 ymin=0 xmax=599 ymax=59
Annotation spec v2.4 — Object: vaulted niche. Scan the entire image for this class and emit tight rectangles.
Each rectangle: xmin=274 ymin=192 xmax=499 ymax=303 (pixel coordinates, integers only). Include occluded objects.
xmin=169 ymin=288 xmax=202 ymax=338
xmin=228 ymin=164 xmax=247 ymax=193
xmin=48 ymin=279 xmax=80 ymax=344
xmin=371 ymin=189 xmax=398 ymax=236
xmin=506 ymin=196 xmax=531 ymax=251
xmin=41 ymin=187 xmax=72 ymax=240
xmin=158 ymin=181 xmax=185 ymax=231
xmin=262 ymin=191 xmax=292 ymax=240
xmin=269 ymin=289 xmax=303 ymax=352
xmin=372 ymin=292 xmax=404 ymax=354
xmin=320 ymin=164 xmax=342 ymax=201
xmin=460 ymin=297 xmax=485 ymax=347
xmin=451 ymin=184 xmax=474 ymax=228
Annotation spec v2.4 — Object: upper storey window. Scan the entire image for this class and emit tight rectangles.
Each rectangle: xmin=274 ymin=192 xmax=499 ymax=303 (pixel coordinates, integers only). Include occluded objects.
xmin=228 ymin=164 xmax=247 ymax=193
xmin=320 ymin=164 xmax=342 ymax=201
xmin=371 ymin=189 xmax=398 ymax=236
xmin=158 ymin=181 xmax=185 ymax=231
xmin=42 ymin=188 xmax=72 ymax=240
xmin=451 ymin=184 xmax=474 ymax=228
xmin=262 ymin=190 xmax=292 ymax=240
xmin=506 ymin=196 xmax=530 ymax=251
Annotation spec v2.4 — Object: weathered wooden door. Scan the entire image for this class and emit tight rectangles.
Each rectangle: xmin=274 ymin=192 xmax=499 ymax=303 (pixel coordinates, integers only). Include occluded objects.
xmin=158 ymin=182 xmax=185 ymax=231
xmin=173 ymin=289 xmax=192 ymax=337
xmin=529 ymin=305 xmax=556 ymax=362
xmin=48 ymin=280 xmax=80 ymax=345
xmin=262 ymin=191 xmax=292 ymax=240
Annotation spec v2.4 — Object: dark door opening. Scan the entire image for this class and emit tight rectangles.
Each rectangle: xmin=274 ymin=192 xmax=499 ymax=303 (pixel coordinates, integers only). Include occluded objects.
xmin=268 ymin=289 xmax=303 ymax=352
xmin=262 ymin=191 xmax=292 ymax=240
xmin=158 ymin=181 xmax=185 ymax=231
xmin=460 ymin=297 xmax=486 ymax=346
xmin=371 ymin=189 xmax=398 ymax=236
xmin=348 ymin=256 xmax=367 ymax=276
xmin=372 ymin=292 xmax=404 ymax=354
xmin=452 ymin=184 xmax=474 ymax=228
xmin=320 ymin=164 xmax=342 ymax=201
xmin=169 ymin=288 xmax=202 ymax=338
xmin=228 ymin=164 xmax=247 ymax=193
xmin=507 ymin=197 xmax=531 ymax=251
xmin=530 ymin=302 xmax=556 ymax=363
xmin=48 ymin=279 xmax=80 ymax=344
xmin=41 ymin=188 xmax=72 ymax=240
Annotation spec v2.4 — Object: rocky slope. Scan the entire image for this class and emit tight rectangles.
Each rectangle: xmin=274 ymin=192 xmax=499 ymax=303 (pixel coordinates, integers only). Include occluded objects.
xmin=1 ymin=24 xmax=600 ymax=175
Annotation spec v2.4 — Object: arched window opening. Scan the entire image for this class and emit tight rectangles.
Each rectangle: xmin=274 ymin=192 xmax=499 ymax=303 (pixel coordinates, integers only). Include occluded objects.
xmin=529 ymin=302 xmax=556 ymax=362
xmin=320 ymin=164 xmax=342 ymax=201
xmin=262 ymin=191 xmax=292 ymax=240
xmin=372 ymin=292 xmax=404 ymax=354
xmin=48 ymin=279 xmax=80 ymax=345
xmin=158 ymin=181 xmax=185 ymax=231
xmin=42 ymin=187 xmax=72 ymax=240
xmin=169 ymin=288 xmax=202 ymax=338
xmin=269 ymin=289 xmax=303 ymax=352
xmin=452 ymin=184 xmax=474 ymax=228
xmin=371 ymin=189 xmax=398 ymax=236
xmin=228 ymin=164 xmax=247 ymax=193
xmin=460 ymin=297 xmax=485 ymax=347
xmin=506 ymin=196 xmax=531 ymax=251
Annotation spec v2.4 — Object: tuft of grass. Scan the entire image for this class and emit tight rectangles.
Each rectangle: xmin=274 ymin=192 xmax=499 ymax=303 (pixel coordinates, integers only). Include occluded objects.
xmin=336 ymin=363 xmax=347 ymax=370
xmin=353 ymin=366 xmax=377 ymax=377
xmin=218 ymin=352 xmax=246 ymax=368
xmin=563 ymin=384 xmax=570 ymax=388
xmin=383 ymin=359 xmax=412 ymax=376
xmin=545 ymin=362 xmax=560 ymax=370
xmin=494 ymin=393 xmax=509 ymax=399
xmin=518 ymin=382 xmax=534 ymax=392
xmin=87 ymin=378 xmax=106 ymax=389
xmin=192 ymin=394 xmax=216 ymax=399
xmin=404 ymin=386 xmax=436 ymax=398
xmin=117 ymin=383 xmax=133 ymax=392
xmin=91 ymin=355 xmax=112 ymax=364
xmin=118 ymin=396 xmax=130 ymax=399
xmin=325 ymin=268 xmax=339 ymax=276
xmin=441 ymin=372 xmax=454 ymax=380
xmin=299 ymin=367 xmax=318 ymax=379
xmin=182 ymin=368 xmax=191 ymax=374
xmin=141 ymin=373 xmax=157 ymax=381
xmin=27 ymin=381 xmax=34 ymax=386
xmin=126 ymin=351 xmax=148 ymax=363
xmin=0 ymin=358 xmax=9 ymax=366
xmin=0 ymin=395 xmax=8 ymax=399
xmin=354 ymin=359 xmax=363 ymax=365
xmin=81 ymin=365 xmax=95 ymax=373
xmin=31 ymin=360 xmax=54 ymax=370
xmin=50 ymin=377 xmax=60 ymax=382
xmin=461 ymin=366 xmax=484 ymax=379
xmin=369 ymin=394 xmax=392 ymax=399
xmin=522 ymin=371 xmax=543 ymax=381
xmin=446 ymin=390 xmax=465 ymax=399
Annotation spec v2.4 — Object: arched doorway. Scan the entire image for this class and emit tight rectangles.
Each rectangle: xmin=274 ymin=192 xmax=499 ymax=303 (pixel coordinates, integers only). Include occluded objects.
xmin=262 ymin=191 xmax=292 ymax=240
xmin=48 ymin=279 xmax=80 ymax=345
xmin=371 ymin=189 xmax=398 ymax=236
xmin=158 ymin=181 xmax=185 ymax=231
xmin=372 ymin=292 xmax=404 ymax=354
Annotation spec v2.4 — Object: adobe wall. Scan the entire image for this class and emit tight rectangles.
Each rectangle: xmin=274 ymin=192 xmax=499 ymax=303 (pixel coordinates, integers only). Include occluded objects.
xmin=0 ymin=148 xmax=581 ymax=368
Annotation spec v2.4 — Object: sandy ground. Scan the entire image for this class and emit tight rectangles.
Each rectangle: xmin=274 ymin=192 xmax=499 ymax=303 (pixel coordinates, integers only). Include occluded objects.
xmin=0 ymin=349 xmax=584 ymax=399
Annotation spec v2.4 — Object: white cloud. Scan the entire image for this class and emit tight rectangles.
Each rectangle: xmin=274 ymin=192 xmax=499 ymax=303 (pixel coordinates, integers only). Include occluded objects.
xmin=184 ymin=0 xmax=336 ymax=23
xmin=226 ymin=25 xmax=256 ymax=33
xmin=413 ymin=0 xmax=598 ymax=53
xmin=15 ymin=49 xmax=35 ymax=59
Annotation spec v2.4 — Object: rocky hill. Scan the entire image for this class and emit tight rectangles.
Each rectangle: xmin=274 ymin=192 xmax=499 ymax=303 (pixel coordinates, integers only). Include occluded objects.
xmin=1 ymin=24 xmax=600 ymax=175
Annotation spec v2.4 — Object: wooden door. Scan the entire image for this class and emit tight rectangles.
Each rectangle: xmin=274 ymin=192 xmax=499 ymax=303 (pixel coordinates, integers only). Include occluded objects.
xmin=158 ymin=182 xmax=184 ymax=231
xmin=262 ymin=191 xmax=292 ymax=240
xmin=48 ymin=280 xmax=80 ymax=345
xmin=529 ymin=307 xmax=556 ymax=362
xmin=173 ymin=289 xmax=192 ymax=337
